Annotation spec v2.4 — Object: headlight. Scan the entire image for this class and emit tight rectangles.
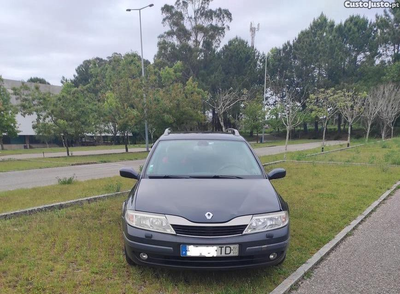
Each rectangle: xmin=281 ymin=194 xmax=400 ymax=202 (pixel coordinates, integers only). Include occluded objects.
xmin=125 ymin=210 xmax=175 ymax=234
xmin=244 ymin=211 xmax=289 ymax=234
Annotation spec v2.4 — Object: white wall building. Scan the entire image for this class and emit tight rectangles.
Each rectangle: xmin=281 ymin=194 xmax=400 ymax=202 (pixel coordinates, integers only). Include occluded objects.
xmin=3 ymin=78 xmax=62 ymax=148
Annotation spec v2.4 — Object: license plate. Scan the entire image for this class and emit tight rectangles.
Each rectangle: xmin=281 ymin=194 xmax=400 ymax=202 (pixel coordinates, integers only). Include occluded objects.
xmin=180 ymin=244 xmax=239 ymax=257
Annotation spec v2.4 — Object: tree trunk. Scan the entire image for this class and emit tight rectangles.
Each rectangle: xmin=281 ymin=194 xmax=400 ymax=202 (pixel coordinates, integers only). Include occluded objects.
xmin=46 ymin=141 xmax=49 ymax=148
xmin=212 ymin=108 xmax=216 ymax=132
xmin=0 ymin=136 xmax=3 ymax=150
xmin=125 ymin=132 xmax=129 ymax=153
xmin=284 ymin=127 xmax=290 ymax=160
xmin=65 ymin=137 xmax=70 ymax=156
xmin=382 ymin=124 xmax=387 ymax=140
xmin=218 ymin=114 xmax=226 ymax=132
xmin=302 ymin=104 xmax=308 ymax=133
xmin=391 ymin=126 xmax=394 ymax=139
xmin=337 ymin=113 xmax=342 ymax=133
xmin=322 ymin=121 xmax=327 ymax=152
xmin=314 ymin=120 xmax=319 ymax=134
xmin=303 ymin=122 xmax=308 ymax=134
xmin=256 ymin=130 xmax=259 ymax=143
xmin=347 ymin=123 xmax=352 ymax=147
xmin=365 ymin=122 xmax=372 ymax=143
xmin=61 ymin=135 xmax=66 ymax=147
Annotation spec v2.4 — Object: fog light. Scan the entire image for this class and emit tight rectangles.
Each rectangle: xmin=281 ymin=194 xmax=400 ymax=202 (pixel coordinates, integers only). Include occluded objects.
xmin=139 ymin=253 xmax=148 ymax=260
xmin=269 ymin=253 xmax=277 ymax=260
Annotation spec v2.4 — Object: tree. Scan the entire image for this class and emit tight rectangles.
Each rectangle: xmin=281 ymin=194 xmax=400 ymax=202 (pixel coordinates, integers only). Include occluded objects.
xmin=0 ymin=77 xmax=18 ymax=150
xmin=33 ymin=122 xmax=56 ymax=148
xmin=266 ymin=106 xmax=284 ymax=133
xmin=27 ymin=77 xmax=50 ymax=85
xmin=336 ymin=88 xmax=366 ymax=147
xmin=363 ymin=85 xmax=386 ymax=142
xmin=376 ymin=1 xmax=400 ymax=63
xmin=275 ymin=87 xmax=307 ymax=158
xmin=206 ymin=88 xmax=249 ymax=132
xmin=103 ymin=91 xmax=138 ymax=152
xmin=16 ymin=83 xmax=97 ymax=156
xmin=242 ymin=99 xmax=266 ymax=141
xmin=205 ymin=38 xmax=263 ymax=130
xmin=309 ymin=88 xmax=338 ymax=152
xmin=101 ymin=53 xmax=143 ymax=149
xmin=156 ymin=65 xmax=207 ymax=131
xmin=335 ymin=15 xmax=377 ymax=84
xmin=70 ymin=57 xmax=107 ymax=88
xmin=155 ymin=0 xmax=232 ymax=80
xmin=377 ymin=83 xmax=400 ymax=139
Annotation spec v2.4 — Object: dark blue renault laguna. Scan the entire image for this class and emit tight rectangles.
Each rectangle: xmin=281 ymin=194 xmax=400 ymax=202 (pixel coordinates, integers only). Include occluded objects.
xmin=120 ymin=128 xmax=289 ymax=269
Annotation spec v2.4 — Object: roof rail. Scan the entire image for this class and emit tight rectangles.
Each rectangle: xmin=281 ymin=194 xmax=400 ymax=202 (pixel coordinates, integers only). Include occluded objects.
xmin=163 ymin=128 xmax=171 ymax=136
xmin=226 ymin=128 xmax=240 ymax=136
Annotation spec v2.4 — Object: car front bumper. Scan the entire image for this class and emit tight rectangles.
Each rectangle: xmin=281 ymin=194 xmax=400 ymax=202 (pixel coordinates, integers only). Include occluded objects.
xmin=123 ymin=222 xmax=289 ymax=270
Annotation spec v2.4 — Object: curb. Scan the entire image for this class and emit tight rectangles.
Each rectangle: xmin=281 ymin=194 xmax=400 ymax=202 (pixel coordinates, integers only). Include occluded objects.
xmin=285 ymin=160 xmax=399 ymax=168
xmin=263 ymin=160 xmax=286 ymax=167
xmin=270 ymin=180 xmax=400 ymax=294
xmin=305 ymin=144 xmax=363 ymax=158
xmin=0 ymin=190 xmax=129 ymax=220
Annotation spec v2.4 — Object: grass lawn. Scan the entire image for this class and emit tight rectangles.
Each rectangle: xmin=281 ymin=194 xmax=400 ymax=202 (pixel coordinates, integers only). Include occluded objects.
xmin=258 ymin=138 xmax=387 ymax=164
xmin=1 ymin=161 xmax=399 ymax=293
xmin=251 ymin=139 xmax=320 ymax=148
xmin=258 ymin=142 xmax=349 ymax=163
xmin=0 ymin=152 xmax=148 ymax=172
xmin=0 ymin=144 xmax=147 ymax=156
xmin=297 ymin=138 xmax=400 ymax=165
xmin=0 ymin=176 xmax=134 ymax=214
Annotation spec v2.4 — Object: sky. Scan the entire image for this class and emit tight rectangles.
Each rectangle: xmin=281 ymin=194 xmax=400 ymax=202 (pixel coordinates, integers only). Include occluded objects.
xmin=0 ymin=0 xmax=386 ymax=85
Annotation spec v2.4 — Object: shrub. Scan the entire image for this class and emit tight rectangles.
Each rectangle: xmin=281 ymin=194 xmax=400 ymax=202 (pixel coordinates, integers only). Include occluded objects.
xmin=57 ymin=175 xmax=76 ymax=185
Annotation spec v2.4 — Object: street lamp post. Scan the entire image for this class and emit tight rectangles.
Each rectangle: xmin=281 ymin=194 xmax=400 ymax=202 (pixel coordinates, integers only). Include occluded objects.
xmin=126 ymin=4 xmax=154 ymax=152
xmin=262 ymin=54 xmax=267 ymax=143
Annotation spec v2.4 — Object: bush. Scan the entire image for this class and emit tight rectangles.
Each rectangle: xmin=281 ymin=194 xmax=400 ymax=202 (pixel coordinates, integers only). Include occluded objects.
xmin=57 ymin=175 xmax=76 ymax=185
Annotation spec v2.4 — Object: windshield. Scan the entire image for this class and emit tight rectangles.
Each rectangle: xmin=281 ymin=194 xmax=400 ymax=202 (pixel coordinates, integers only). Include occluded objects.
xmin=145 ymin=140 xmax=263 ymax=178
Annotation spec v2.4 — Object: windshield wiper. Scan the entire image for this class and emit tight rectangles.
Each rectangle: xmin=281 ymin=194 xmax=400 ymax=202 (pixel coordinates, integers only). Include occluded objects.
xmin=148 ymin=175 xmax=189 ymax=179
xmin=189 ymin=175 xmax=243 ymax=179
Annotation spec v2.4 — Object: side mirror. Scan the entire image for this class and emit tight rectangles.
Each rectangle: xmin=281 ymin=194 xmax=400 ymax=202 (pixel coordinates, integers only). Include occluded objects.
xmin=120 ymin=167 xmax=139 ymax=180
xmin=267 ymin=168 xmax=286 ymax=180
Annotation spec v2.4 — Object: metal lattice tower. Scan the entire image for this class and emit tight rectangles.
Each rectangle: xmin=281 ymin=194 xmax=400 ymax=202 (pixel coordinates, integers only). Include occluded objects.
xmin=250 ymin=22 xmax=260 ymax=47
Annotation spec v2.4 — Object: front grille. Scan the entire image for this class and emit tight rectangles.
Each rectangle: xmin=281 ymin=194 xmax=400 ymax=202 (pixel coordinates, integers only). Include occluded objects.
xmin=171 ymin=224 xmax=247 ymax=237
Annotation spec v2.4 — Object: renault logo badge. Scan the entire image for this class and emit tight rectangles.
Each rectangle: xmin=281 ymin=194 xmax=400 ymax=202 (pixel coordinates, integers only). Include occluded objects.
xmin=205 ymin=212 xmax=213 ymax=219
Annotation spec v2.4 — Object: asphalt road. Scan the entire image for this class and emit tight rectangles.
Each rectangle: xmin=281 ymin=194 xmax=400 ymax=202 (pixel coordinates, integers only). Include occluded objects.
xmin=293 ymin=189 xmax=400 ymax=294
xmin=0 ymin=141 xmax=345 ymax=192
xmin=0 ymin=148 xmax=147 ymax=161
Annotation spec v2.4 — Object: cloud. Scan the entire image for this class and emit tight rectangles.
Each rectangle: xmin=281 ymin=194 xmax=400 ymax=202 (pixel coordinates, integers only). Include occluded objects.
xmin=0 ymin=0 xmax=385 ymax=85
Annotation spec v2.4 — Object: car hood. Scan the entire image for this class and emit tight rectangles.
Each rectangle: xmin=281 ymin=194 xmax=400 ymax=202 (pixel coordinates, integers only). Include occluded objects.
xmin=133 ymin=179 xmax=281 ymax=223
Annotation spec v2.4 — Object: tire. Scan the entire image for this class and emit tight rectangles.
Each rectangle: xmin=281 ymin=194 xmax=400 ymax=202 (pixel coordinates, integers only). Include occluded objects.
xmin=124 ymin=246 xmax=137 ymax=266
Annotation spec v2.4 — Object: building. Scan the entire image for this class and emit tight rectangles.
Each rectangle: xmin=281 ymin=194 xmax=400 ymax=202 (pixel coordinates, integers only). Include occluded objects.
xmin=3 ymin=78 xmax=62 ymax=149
